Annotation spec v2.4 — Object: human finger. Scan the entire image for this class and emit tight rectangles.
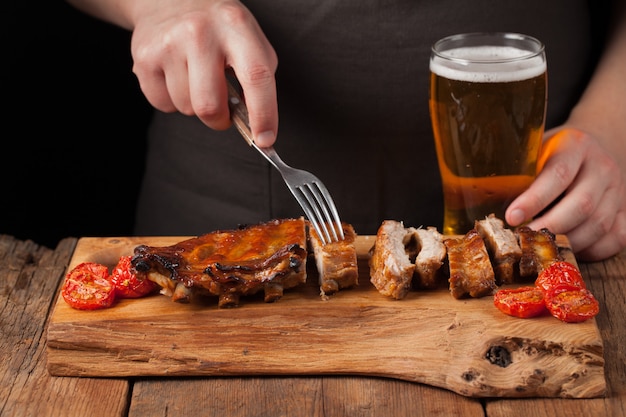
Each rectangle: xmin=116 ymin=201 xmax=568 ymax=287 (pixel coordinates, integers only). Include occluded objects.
xmin=131 ymin=33 xmax=178 ymax=113
xmin=221 ymin=5 xmax=278 ymax=146
xmin=536 ymin=172 xmax=619 ymax=254
xmin=131 ymin=17 xmax=200 ymax=115
xmin=186 ymin=31 xmax=232 ymax=130
xmin=525 ymin=146 xmax=614 ymax=235
xmin=575 ymin=205 xmax=626 ymax=261
xmin=161 ymin=56 xmax=193 ymax=116
xmin=234 ymin=64 xmax=278 ymax=147
xmin=506 ymin=129 xmax=584 ymax=227
xmin=567 ymin=180 xmax=626 ymax=253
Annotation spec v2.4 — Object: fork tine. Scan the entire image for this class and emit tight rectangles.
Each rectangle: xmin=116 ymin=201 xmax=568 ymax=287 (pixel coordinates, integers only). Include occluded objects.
xmin=305 ymin=182 xmax=343 ymax=241
xmin=297 ymin=182 xmax=344 ymax=244
xmin=292 ymin=189 xmax=326 ymax=245
xmin=295 ymin=185 xmax=332 ymax=244
xmin=314 ymin=182 xmax=345 ymax=241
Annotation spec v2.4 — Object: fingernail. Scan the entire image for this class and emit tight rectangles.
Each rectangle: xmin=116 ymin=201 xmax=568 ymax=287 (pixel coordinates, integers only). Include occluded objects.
xmin=255 ymin=131 xmax=275 ymax=147
xmin=508 ymin=208 xmax=526 ymax=226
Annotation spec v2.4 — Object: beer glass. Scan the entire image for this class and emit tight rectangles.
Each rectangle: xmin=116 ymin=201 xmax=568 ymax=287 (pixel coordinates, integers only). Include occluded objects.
xmin=429 ymin=32 xmax=547 ymax=235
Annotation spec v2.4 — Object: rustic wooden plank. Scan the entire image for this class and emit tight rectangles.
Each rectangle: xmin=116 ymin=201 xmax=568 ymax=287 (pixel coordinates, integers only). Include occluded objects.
xmin=0 ymin=235 xmax=129 ymax=417
xmin=46 ymin=235 xmax=606 ymax=398
xmin=320 ymin=377 xmax=483 ymax=416
xmin=486 ymin=398 xmax=611 ymax=417
xmin=129 ymin=377 xmax=324 ymax=416
xmin=485 ymin=251 xmax=626 ymax=416
xmin=129 ymin=376 xmax=485 ymax=417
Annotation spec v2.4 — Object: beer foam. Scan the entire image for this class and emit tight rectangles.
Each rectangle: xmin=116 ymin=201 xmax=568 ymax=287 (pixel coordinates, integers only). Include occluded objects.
xmin=430 ymin=46 xmax=546 ymax=82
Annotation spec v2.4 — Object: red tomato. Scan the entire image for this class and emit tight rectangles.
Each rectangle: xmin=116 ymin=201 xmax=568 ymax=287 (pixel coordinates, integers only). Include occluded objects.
xmin=493 ymin=286 xmax=548 ymax=319
xmin=109 ymin=255 xmax=157 ymax=298
xmin=62 ymin=262 xmax=116 ymax=310
xmin=535 ymin=261 xmax=586 ymax=293
xmin=545 ymin=288 xmax=600 ymax=323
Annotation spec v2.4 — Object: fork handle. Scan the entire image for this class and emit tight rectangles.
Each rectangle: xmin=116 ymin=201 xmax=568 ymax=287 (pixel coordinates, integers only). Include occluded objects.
xmin=226 ymin=80 xmax=285 ymax=171
xmin=227 ymin=81 xmax=255 ymax=147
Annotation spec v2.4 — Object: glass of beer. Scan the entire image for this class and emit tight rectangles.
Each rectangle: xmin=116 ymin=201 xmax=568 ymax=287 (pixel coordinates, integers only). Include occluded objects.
xmin=429 ymin=32 xmax=547 ymax=235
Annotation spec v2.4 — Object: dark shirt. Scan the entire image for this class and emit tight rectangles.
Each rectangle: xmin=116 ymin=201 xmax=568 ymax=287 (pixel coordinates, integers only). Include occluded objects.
xmin=134 ymin=0 xmax=600 ymax=236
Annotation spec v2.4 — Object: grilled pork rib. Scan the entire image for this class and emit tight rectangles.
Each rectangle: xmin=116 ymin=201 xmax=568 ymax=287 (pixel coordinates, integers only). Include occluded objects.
xmin=369 ymin=220 xmax=416 ymax=299
xmin=444 ymin=229 xmax=497 ymax=299
xmin=475 ymin=214 xmax=522 ymax=284
xmin=408 ymin=226 xmax=446 ymax=289
xmin=131 ymin=218 xmax=308 ymax=308
xmin=308 ymin=222 xmax=359 ymax=298
xmin=516 ymin=226 xmax=562 ymax=278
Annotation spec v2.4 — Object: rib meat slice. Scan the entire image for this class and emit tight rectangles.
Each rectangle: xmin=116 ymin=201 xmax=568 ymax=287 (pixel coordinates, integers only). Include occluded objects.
xmin=444 ymin=229 xmax=496 ymax=299
xmin=516 ymin=226 xmax=562 ymax=278
xmin=131 ymin=218 xmax=308 ymax=308
xmin=408 ymin=226 xmax=446 ymax=289
xmin=369 ymin=220 xmax=415 ymax=299
xmin=475 ymin=214 xmax=522 ymax=284
xmin=308 ymin=222 xmax=359 ymax=298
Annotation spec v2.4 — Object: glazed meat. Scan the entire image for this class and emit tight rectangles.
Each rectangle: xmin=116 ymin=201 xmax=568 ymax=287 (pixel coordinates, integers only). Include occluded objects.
xmin=369 ymin=220 xmax=416 ymax=299
xmin=444 ymin=229 xmax=496 ymax=299
xmin=409 ymin=226 xmax=446 ymax=289
xmin=517 ymin=226 xmax=562 ymax=278
xmin=131 ymin=218 xmax=308 ymax=308
xmin=308 ymin=222 xmax=359 ymax=298
xmin=475 ymin=214 xmax=522 ymax=284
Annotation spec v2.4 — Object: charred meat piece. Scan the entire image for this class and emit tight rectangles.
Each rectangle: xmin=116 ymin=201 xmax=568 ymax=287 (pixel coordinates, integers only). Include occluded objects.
xmin=308 ymin=222 xmax=359 ymax=298
xmin=475 ymin=214 xmax=522 ymax=285
xmin=444 ymin=229 xmax=496 ymax=299
xmin=516 ymin=226 xmax=562 ymax=278
xmin=369 ymin=220 xmax=416 ymax=299
xmin=409 ymin=226 xmax=446 ymax=289
xmin=131 ymin=218 xmax=308 ymax=308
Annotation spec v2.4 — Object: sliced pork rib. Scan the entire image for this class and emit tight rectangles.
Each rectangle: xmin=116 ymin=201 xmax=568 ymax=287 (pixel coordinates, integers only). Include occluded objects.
xmin=444 ymin=229 xmax=496 ymax=299
xmin=131 ymin=218 xmax=308 ymax=308
xmin=409 ymin=226 xmax=446 ymax=289
xmin=308 ymin=222 xmax=359 ymax=298
xmin=475 ymin=214 xmax=522 ymax=284
xmin=516 ymin=226 xmax=562 ymax=278
xmin=369 ymin=220 xmax=416 ymax=299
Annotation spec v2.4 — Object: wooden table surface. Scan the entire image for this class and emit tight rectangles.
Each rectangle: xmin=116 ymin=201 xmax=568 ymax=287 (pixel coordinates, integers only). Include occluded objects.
xmin=1 ymin=234 xmax=624 ymax=417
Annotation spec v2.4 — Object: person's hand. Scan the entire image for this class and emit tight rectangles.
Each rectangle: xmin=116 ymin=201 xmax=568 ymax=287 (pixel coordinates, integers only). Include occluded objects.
xmin=130 ymin=0 xmax=278 ymax=146
xmin=506 ymin=127 xmax=626 ymax=261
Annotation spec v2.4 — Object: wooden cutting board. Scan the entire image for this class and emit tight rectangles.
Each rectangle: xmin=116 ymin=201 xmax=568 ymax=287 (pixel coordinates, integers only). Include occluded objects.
xmin=46 ymin=235 xmax=606 ymax=399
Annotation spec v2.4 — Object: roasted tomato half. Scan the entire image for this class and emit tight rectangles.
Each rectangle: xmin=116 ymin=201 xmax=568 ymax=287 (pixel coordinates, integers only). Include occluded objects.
xmin=109 ymin=255 xmax=157 ymax=298
xmin=493 ymin=286 xmax=548 ymax=319
xmin=535 ymin=261 xmax=599 ymax=323
xmin=545 ymin=288 xmax=600 ymax=323
xmin=535 ymin=261 xmax=586 ymax=293
xmin=61 ymin=262 xmax=116 ymax=310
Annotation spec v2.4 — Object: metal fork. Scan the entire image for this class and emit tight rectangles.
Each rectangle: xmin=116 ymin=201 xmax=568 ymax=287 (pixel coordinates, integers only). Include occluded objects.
xmin=226 ymin=81 xmax=344 ymax=245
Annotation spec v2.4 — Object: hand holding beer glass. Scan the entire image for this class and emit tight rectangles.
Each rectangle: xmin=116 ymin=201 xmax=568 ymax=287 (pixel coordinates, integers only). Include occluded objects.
xmin=429 ymin=33 xmax=547 ymax=235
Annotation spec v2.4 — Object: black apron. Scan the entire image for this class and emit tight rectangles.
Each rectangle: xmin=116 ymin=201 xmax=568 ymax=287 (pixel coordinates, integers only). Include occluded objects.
xmin=134 ymin=0 xmax=597 ymax=236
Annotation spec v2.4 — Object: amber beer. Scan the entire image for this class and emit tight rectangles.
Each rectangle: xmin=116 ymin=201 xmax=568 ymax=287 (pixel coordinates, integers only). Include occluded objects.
xmin=429 ymin=33 xmax=547 ymax=235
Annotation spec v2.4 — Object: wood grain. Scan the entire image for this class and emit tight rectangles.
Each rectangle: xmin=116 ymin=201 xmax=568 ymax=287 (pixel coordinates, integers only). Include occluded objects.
xmin=129 ymin=376 xmax=485 ymax=417
xmin=485 ymin=254 xmax=626 ymax=416
xmin=45 ymin=235 xmax=606 ymax=398
xmin=0 ymin=236 xmax=129 ymax=417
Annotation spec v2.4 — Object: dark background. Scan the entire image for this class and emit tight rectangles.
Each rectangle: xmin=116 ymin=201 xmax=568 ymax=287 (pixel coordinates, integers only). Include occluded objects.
xmin=6 ymin=2 xmax=152 ymax=248
xmin=5 ymin=1 xmax=617 ymax=249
